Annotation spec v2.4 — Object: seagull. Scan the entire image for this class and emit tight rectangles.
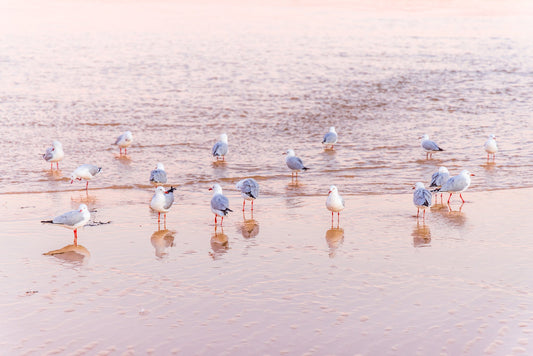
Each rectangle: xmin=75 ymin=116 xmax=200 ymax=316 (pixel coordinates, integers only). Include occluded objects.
xmin=149 ymin=163 xmax=167 ymax=185
xmin=236 ymin=178 xmax=259 ymax=211
xmin=413 ymin=182 xmax=432 ymax=219
xmin=322 ymin=126 xmax=338 ymax=149
xmin=429 ymin=166 xmax=450 ymax=201
xmin=70 ymin=164 xmax=102 ymax=190
xmin=41 ymin=204 xmax=90 ymax=245
xmin=42 ymin=140 xmax=64 ymax=170
xmin=212 ymin=133 xmax=228 ymax=161
xmin=484 ymin=134 xmax=498 ymax=160
xmin=209 ymin=183 xmax=232 ymax=225
xmin=284 ymin=149 xmax=309 ymax=178
xmin=150 ymin=186 xmax=176 ymax=224
xmin=435 ymin=169 xmax=474 ymax=203
xmin=114 ymin=131 xmax=133 ymax=155
xmin=326 ymin=185 xmax=345 ymax=225
xmin=420 ymin=134 xmax=444 ymax=159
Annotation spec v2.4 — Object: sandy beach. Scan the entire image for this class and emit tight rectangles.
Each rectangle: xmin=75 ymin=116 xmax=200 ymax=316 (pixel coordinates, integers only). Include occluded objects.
xmin=1 ymin=186 xmax=532 ymax=354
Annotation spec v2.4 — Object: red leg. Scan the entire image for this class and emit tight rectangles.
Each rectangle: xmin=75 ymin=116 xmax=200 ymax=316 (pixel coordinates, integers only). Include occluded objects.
xmin=222 ymin=156 xmax=225 ymax=161
xmin=423 ymin=209 xmax=426 ymax=219
xmin=251 ymin=200 xmax=254 ymax=211
xmin=50 ymin=163 xmax=53 ymax=170
xmin=417 ymin=208 xmax=419 ymax=217
xmin=125 ymin=148 xmax=127 ymax=155
xmin=56 ymin=162 xmax=59 ymax=169
xmin=460 ymin=194 xmax=465 ymax=203
xmin=85 ymin=181 xmax=89 ymax=190
xmin=215 ymin=215 xmax=217 ymax=224
xmin=158 ymin=212 xmax=161 ymax=223
xmin=242 ymin=200 xmax=245 ymax=212
xmin=221 ymin=216 xmax=224 ymax=225
xmin=73 ymin=229 xmax=78 ymax=246
xmin=331 ymin=211 xmax=334 ymax=224
xmin=447 ymin=193 xmax=452 ymax=203
xmin=337 ymin=212 xmax=340 ymax=225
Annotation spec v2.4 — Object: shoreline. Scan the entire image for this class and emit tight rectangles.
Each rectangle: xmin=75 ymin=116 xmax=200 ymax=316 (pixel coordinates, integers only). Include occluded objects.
xmin=1 ymin=187 xmax=533 ymax=354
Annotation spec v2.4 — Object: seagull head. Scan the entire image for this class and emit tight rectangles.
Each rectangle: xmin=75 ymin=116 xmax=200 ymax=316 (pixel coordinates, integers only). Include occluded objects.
xmin=156 ymin=162 xmax=165 ymax=170
xmin=328 ymin=185 xmax=337 ymax=194
xmin=78 ymin=204 xmax=88 ymax=213
xmin=219 ymin=133 xmax=228 ymax=143
xmin=125 ymin=131 xmax=133 ymax=140
xmin=460 ymin=170 xmax=475 ymax=177
xmin=420 ymin=134 xmax=429 ymax=140
xmin=209 ymin=183 xmax=222 ymax=194
xmin=52 ymin=140 xmax=62 ymax=149
xmin=284 ymin=149 xmax=295 ymax=157
xmin=155 ymin=186 xmax=166 ymax=194
xmin=438 ymin=166 xmax=449 ymax=174
xmin=489 ymin=134 xmax=496 ymax=140
xmin=329 ymin=126 xmax=336 ymax=133
xmin=413 ymin=182 xmax=425 ymax=190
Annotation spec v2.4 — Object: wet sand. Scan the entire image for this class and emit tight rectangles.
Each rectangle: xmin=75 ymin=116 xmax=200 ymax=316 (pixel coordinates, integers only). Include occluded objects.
xmin=1 ymin=187 xmax=532 ymax=354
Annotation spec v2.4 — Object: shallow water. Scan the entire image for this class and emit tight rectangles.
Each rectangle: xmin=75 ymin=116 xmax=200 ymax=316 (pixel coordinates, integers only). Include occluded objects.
xmin=0 ymin=0 xmax=532 ymax=196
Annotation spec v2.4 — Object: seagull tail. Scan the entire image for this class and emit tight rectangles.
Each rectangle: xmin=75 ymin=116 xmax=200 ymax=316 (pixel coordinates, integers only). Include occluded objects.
xmin=438 ymin=148 xmax=444 ymax=151
xmin=167 ymin=186 xmax=177 ymax=193
xmin=431 ymin=188 xmax=441 ymax=193
xmin=302 ymin=167 xmax=309 ymax=171
xmin=41 ymin=220 xmax=54 ymax=224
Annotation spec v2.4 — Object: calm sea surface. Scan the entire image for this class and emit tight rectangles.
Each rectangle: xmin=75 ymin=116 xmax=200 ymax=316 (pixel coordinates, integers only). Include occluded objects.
xmin=0 ymin=1 xmax=532 ymax=196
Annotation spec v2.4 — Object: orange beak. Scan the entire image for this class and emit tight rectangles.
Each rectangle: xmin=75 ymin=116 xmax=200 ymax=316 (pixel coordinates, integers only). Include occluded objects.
xmin=208 ymin=188 xmax=213 ymax=191
xmin=328 ymin=190 xmax=332 ymax=194
xmin=70 ymin=180 xmax=73 ymax=184
xmin=471 ymin=173 xmax=475 ymax=176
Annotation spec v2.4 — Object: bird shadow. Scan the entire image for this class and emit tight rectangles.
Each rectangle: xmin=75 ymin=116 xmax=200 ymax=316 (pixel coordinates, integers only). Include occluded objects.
xmin=411 ymin=221 xmax=431 ymax=247
xmin=43 ymin=244 xmax=91 ymax=265
xmin=150 ymin=229 xmax=176 ymax=258
xmin=209 ymin=225 xmax=229 ymax=260
xmin=325 ymin=226 xmax=344 ymax=258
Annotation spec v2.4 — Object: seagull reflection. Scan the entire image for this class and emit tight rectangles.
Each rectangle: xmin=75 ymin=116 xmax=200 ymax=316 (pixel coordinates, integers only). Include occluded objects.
xmin=239 ymin=212 xmax=259 ymax=239
xmin=412 ymin=221 xmax=431 ymax=247
xmin=114 ymin=154 xmax=132 ymax=164
xmin=43 ymin=244 xmax=91 ymax=265
xmin=210 ymin=225 xmax=229 ymax=259
xmin=325 ymin=226 xmax=344 ymax=258
xmin=70 ymin=190 xmax=98 ymax=205
xmin=434 ymin=202 xmax=467 ymax=227
xmin=150 ymin=229 xmax=175 ymax=258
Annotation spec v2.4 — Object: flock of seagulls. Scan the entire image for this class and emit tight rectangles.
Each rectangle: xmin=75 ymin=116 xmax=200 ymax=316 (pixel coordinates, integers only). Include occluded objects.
xmin=41 ymin=128 xmax=499 ymax=243
xmin=413 ymin=133 xmax=498 ymax=219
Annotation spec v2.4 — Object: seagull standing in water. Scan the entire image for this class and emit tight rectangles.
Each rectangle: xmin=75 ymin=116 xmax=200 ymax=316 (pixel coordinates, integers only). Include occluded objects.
xmin=149 ymin=163 xmax=167 ymax=185
xmin=70 ymin=164 xmax=102 ymax=190
xmin=435 ymin=169 xmax=474 ymax=203
xmin=420 ymin=134 xmax=444 ymax=159
xmin=150 ymin=186 xmax=176 ymax=224
xmin=326 ymin=185 xmax=345 ymax=225
xmin=212 ymin=133 xmax=228 ymax=161
xmin=209 ymin=183 xmax=232 ymax=225
xmin=429 ymin=166 xmax=450 ymax=201
xmin=284 ymin=149 xmax=309 ymax=178
xmin=413 ymin=182 xmax=432 ymax=219
xmin=41 ymin=204 xmax=91 ymax=245
xmin=322 ymin=126 xmax=338 ymax=149
xmin=42 ymin=140 xmax=64 ymax=170
xmin=236 ymin=178 xmax=260 ymax=211
xmin=484 ymin=134 xmax=498 ymax=160
xmin=114 ymin=131 xmax=133 ymax=155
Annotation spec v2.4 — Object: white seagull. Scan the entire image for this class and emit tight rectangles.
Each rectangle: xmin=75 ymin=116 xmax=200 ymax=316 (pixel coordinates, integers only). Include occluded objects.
xmin=70 ymin=164 xmax=102 ymax=190
xmin=150 ymin=186 xmax=176 ymax=224
xmin=212 ymin=133 xmax=228 ymax=161
xmin=209 ymin=183 xmax=232 ymax=225
xmin=484 ymin=134 xmax=498 ymax=160
xmin=41 ymin=204 xmax=91 ymax=245
xmin=420 ymin=134 xmax=444 ymax=159
xmin=435 ymin=169 xmax=474 ymax=203
xmin=284 ymin=149 xmax=309 ymax=178
xmin=322 ymin=126 xmax=338 ymax=149
xmin=114 ymin=131 xmax=133 ymax=155
xmin=429 ymin=166 xmax=450 ymax=201
xmin=236 ymin=178 xmax=260 ymax=211
xmin=326 ymin=185 xmax=345 ymax=225
xmin=42 ymin=140 xmax=64 ymax=170
xmin=413 ymin=182 xmax=432 ymax=219
xmin=149 ymin=163 xmax=167 ymax=185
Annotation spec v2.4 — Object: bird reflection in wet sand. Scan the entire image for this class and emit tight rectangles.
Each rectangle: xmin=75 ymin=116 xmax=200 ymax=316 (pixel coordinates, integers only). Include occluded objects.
xmin=325 ymin=226 xmax=344 ymax=258
xmin=239 ymin=212 xmax=259 ymax=239
xmin=43 ymin=244 xmax=91 ymax=265
xmin=150 ymin=229 xmax=175 ymax=258
xmin=210 ymin=225 xmax=229 ymax=260
xmin=412 ymin=221 xmax=431 ymax=247
xmin=435 ymin=202 xmax=467 ymax=227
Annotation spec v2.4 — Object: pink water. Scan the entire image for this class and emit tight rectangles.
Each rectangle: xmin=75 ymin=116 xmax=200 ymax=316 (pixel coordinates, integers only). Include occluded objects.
xmin=1 ymin=1 xmax=533 ymax=354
